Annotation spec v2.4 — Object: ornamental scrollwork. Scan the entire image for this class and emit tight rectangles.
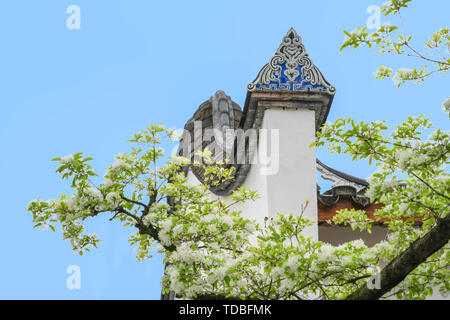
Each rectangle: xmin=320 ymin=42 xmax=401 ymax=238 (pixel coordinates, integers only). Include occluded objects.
xmin=247 ymin=28 xmax=336 ymax=95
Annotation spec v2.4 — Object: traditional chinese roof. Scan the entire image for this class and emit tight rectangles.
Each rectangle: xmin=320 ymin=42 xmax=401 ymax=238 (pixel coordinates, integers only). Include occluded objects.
xmin=178 ymin=29 xmax=341 ymax=196
xmin=165 ymin=28 xmax=382 ymax=301
xmin=316 ymin=159 xmax=370 ymax=207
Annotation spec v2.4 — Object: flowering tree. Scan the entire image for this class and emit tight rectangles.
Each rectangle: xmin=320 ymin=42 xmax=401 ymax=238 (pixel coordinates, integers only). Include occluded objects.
xmin=28 ymin=0 xmax=449 ymax=300
xmin=319 ymin=0 xmax=450 ymax=299
xmin=341 ymin=0 xmax=449 ymax=91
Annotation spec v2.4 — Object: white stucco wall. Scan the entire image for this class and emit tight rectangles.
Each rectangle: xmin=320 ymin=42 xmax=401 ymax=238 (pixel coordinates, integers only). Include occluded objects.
xmin=186 ymin=108 xmax=318 ymax=239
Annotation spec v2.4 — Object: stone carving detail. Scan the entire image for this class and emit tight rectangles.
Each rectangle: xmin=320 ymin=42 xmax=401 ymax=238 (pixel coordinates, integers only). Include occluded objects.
xmin=247 ymin=28 xmax=336 ymax=95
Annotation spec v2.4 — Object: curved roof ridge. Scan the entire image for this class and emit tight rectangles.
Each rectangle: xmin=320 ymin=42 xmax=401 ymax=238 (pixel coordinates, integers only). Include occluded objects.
xmin=316 ymin=158 xmax=369 ymax=188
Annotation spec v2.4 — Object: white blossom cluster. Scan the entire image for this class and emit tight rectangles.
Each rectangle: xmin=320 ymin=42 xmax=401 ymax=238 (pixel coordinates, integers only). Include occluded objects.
xmin=29 ymin=122 xmax=450 ymax=299
xmin=104 ymin=153 xmax=135 ymax=180
xmin=393 ymin=68 xmax=415 ymax=85
xmin=60 ymin=154 xmax=74 ymax=164
xmin=342 ymin=27 xmax=365 ymax=48
xmin=162 ymin=209 xmax=404 ymax=299
xmin=170 ymin=155 xmax=191 ymax=167
xmin=442 ymin=97 xmax=450 ymax=113
xmin=381 ymin=1 xmax=394 ymax=11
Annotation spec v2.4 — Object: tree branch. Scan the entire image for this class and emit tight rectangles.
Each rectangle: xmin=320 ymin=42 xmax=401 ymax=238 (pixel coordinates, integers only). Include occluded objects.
xmin=120 ymin=194 xmax=147 ymax=209
xmin=135 ymin=222 xmax=177 ymax=252
xmin=346 ymin=212 xmax=450 ymax=300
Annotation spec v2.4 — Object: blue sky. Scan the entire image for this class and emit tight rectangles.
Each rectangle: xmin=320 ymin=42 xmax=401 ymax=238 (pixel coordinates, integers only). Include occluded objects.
xmin=0 ymin=0 xmax=448 ymax=299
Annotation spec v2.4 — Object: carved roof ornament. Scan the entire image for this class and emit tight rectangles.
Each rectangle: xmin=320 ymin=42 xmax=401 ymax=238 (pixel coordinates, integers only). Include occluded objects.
xmin=247 ymin=28 xmax=336 ymax=95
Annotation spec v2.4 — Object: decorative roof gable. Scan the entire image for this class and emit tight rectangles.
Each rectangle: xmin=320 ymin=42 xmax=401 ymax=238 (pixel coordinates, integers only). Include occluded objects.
xmin=247 ymin=28 xmax=336 ymax=95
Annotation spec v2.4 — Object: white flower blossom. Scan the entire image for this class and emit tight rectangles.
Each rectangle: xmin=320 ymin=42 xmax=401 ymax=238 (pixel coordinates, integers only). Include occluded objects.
xmin=320 ymin=124 xmax=333 ymax=136
xmin=350 ymin=239 xmax=366 ymax=249
xmin=279 ymin=278 xmax=296 ymax=295
xmin=382 ymin=178 xmax=398 ymax=190
xmin=112 ymin=159 xmax=131 ymax=170
xmin=172 ymin=224 xmax=184 ymax=237
xmin=381 ymin=22 xmax=392 ymax=30
xmin=66 ymin=197 xmax=79 ymax=211
xmin=393 ymin=68 xmax=415 ymax=84
xmin=85 ymin=188 xmax=103 ymax=202
xmin=271 ymin=215 xmax=281 ymax=224
xmin=381 ymin=1 xmax=393 ymax=10
xmin=89 ymin=232 xmax=99 ymax=240
xmin=398 ymin=202 xmax=408 ymax=213
xmin=225 ymin=229 xmax=237 ymax=240
xmin=200 ymin=214 xmax=215 ymax=224
xmin=39 ymin=220 xmax=50 ymax=231
xmin=163 ymin=184 xmax=178 ymax=196
xmin=184 ymin=285 xmax=203 ymax=299
xmin=158 ymin=230 xmax=172 ymax=247
xmin=428 ymin=130 xmax=439 ymax=141
xmin=61 ymin=154 xmax=74 ymax=164
xmin=150 ymin=202 xmax=169 ymax=212
xmin=271 ymin=266 xmax=284 ymax=279
xmin=105 ymin=192 xmax=120 ymax=207
xmin=188 ymin=225 xmax=198 ymax=234
xmin=221 ymin=215 xmax=233 ymax=227
xmin=105 ymin=154 xmax=134 ymax=178
xmin=442 ymin=97 xmax=450 ymax=113
xmin=245 ymin=221 xmax=256 ymax=233
xmin=236 ymin=279 xmax=247 ymax=289
xmin=339 ymin=255 xmax=353 ymax=265
xmin=344 ymin=27 xmax=363 ymax=43
xmin=173 ymin=242 xmax=204 ymax=264
xmin=286 ymin=255 xmax=300 ymax=273
xmin=395 ymin=148 xmax=414 ymax=169
xmin=212 ymin=267 xmax=227 ymax=282
xmin=375 ymin=240 xmax=393 ymax=253
xmin=161 ymin=219 xmax=173 ymax=233
xmin=360 ymin=250 xmax=375 ymax=261
xmin=104 ymin=178 xmax=114 ymax=188
xmin=317 ymin=244 xmax=336 ymax=263
xmin=27 ymin=198 xmax=43 ymax=211
xmin=170 ymin=155 xmax=191 ymax=166
xmin=142 ymin=212 xmax=157 ymax=226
